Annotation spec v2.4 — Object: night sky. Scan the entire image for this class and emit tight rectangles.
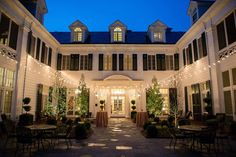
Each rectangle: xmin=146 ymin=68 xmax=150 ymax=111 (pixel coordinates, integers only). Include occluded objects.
xmin=44 ymin=0 xmax=190 ymax=32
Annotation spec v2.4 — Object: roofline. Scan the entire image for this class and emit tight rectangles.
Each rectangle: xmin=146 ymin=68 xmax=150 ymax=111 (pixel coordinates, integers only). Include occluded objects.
xmin=176 ymin=0 xmax=219 ymax=46
xmin=14 ymin=0 xmax=59 ymax=45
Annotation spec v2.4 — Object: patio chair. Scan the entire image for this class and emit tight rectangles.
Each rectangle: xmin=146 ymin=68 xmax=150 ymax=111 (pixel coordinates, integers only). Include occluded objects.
xmin=197 ymin=128 xmax=217 ymax=153
xmin=1 ymin=115 xmax=17 ymax=148
xmin=55 ymin=124 xmax=73 ymax=149
xmin=15 ymin=126 xmax=36 ymax=156
xmin=167 ymin=127 xmax=188 ymax=150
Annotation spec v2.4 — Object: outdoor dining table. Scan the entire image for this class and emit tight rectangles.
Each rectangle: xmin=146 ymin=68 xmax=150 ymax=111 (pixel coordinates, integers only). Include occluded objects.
xmin=179 ymin=125 xmax=208 ymax=150
xmin=25 ymin=124 xmax=57 ymax=150
xmin=96 ymin=111 xmax=108 ymax=127
xmin=136 ymin=112 xmax=148 ymax=127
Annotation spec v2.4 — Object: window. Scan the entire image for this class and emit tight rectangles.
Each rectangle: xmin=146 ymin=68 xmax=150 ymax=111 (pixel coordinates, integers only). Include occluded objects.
xmin=74 ymin=27 xmax=83 ymax=42
xmin=148 ymin=55 xmax=156 ymax=70
xmin=217 ymin=21 xmax=227 ymax=50
xmin=27 ymin=32 xmax=36 ymax=57
xmin=232 ymin=68 xmax=236 ymax=85
xmin=166 ymin=55 xmax=174 ymax=70
xmin=225 ymin=13 xmax=236 ymax=45
xmin=0 ymin=13 xmax=10 ymax=46
xmin=198 ymin=37 xmax=203 ymax=58
xmin=80 ymin=55 xmax=88 ymax=70
xmin=0 ymin=67 xmax=4 ymax=86
xmin=154 ymin=32 xmax=162 ymax=41
xmin=222 ymin=71 xmax=230 ymax=87
xmin=104 ymin=55 xmax=112 ymax=70
xmin=224 ymin=90 xmax=233 ymax=114
xmin=156 ymin=54 xmax=166 ymax=70
xmin=174 ymin=53 xmax=179 ymax=70
xmin=192 ymin=9 xmax=198 ymax=24
xmin=5 ymin=69 xmax=14 ymax=87
xmin=9 ymin=21 xmax=19 ymax=50
xmin=4 ymin=90 xmax=13 ymax=114
xmin=48 ymin=48 xmax=52 ymax=66
xmin=114 ymin=27 xmax=122 ymax=42
xmin=62 ymin=55 xmax=70 ymax=70
xmin=124 ymin=54 xmax=132 ymax=70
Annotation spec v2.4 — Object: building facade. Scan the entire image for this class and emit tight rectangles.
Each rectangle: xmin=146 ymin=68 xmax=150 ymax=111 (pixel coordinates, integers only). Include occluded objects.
xmin=0 ymin=0 xmax=236 ymax=120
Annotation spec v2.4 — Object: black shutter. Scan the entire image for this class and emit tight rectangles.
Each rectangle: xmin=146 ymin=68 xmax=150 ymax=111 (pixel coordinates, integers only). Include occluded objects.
xmin=226 ymin=13 xmax=236 ymax=45
xmin=188 ymin=44 xmax=193 ymax=64
xmin=201 ymin=32 xmax=207 ymax=57
xmin=70 ymin=54 xmax=75 ymax=70
xmin=57 ymin=53 xmax=62 ymax=70
xmin=41 ymin=42 xmax=45 ymax=63
xmin=174 ymin=53 xmax=179 ymax=70
xmin=48 ymin=48 xmax=52 ymax=66
xmin=36 ymin=84 xmax=43 ymax=121
xmin=184 ymin=87 xmax=189 ymax=112
xmin=88 ymin=54 xmax=93 ymax=70
xmin=9 ymin=21 xmax=19 ymax=50
xmin=169 ymin=88 xmax=177 ymax=110
xmin=27 ymin=31 xmax=32 ymax=54
xmin=132 ymin=54 xmax=137 ymax=71
xmin=143 ymin=54 xmax=147 ymax=71
xmin=161 ymin=54 xmax=166 ymax=70
xmin=193 ymin=39 xmax=198 ymax=61
xmin=119 ymin=54 xmax=124 ymax=71
xmin=183 ymin=49 xmax=186 ymax=66
xmin=156 ymin=54 xmax=161 ymax=70
xmin=98 ymin=54 xmax=104 ymax=71
xmin=75 ymin=54 xmax=80 ymax=70
xmin=36 ymin=38 xmax=41 ymax=60
xmin=112 ymin=54 xmax=117 ymax=71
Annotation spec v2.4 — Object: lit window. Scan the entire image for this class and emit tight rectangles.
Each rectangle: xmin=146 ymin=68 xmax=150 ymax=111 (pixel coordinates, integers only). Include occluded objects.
xmin=124 ymin=55 xmax=132 ymax=70
xmin=104 ymin=55 xmax=112 ymax=70
xmin=0 ymin=67 xmax=4 ymax=86
xmin=114 ymin=27 xmax=123 ymax=42
xmin=154 ymin=32 xmax=162 ymax=41
xmin=74 ymin=27 xmax=83 ymax=42
xmin=5 ymin=69 xmax=14 ymax=87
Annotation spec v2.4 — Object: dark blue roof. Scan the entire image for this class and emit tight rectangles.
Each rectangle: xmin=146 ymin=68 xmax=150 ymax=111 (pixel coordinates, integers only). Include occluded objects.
xmin=50 ymin=31 xmax=185 ymax=44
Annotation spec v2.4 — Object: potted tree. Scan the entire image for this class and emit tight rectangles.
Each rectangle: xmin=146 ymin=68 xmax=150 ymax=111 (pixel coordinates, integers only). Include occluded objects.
xmin=130 ymin=100 xmax=137 ymax=122
xmin=99 ymin=100 xmax=105 ymax=111
xmin=19 ymin=97 xmax=33 ymax=126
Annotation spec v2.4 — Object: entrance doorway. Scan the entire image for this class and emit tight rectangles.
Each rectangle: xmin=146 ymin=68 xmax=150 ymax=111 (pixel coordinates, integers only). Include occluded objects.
xmin=111 ymin=96 xmax=125 ymax=117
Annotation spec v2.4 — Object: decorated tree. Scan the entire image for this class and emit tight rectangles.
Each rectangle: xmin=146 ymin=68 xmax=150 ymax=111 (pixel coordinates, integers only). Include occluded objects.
xmin=146 ymin=76 xmax=164 ymax=117
xmin=76 ymin=74 xmax=89 ymax=117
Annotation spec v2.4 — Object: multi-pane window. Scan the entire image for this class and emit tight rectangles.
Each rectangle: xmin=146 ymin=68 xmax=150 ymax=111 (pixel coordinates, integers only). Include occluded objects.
xmin=4 ymin=90 xmax=13 ymax=114
xmin=154 ymin=32 xmax=163 ymax=41
xmin=114 ymin=27 xmax=122 ymax=42
xmin=222 ymin=71 xmax=230 ymax=87
xmin=224 ymin=90 xmax=233 ymax=114
xmin=166 ymin=55 xmax=174 ymax=70
xmin=0 ymin=67 xmax=14 ymax=116
xmin=104 ymin=55 xmax=112 ymax=70
xmin=232 ymin=68 xmax=236 ymax=85
xmin=80 ymin=55 xmax=88 ymax=70
xmin=148 ymin=55 xmax=156 ymax=70
xmin=217 ymin=12 xmax=236 ymax=50
xmin=0 ymin=12 xmax=19 ymax=50
xmin=0 ymin=67 xmax=4 ymax=86
xmin=124 ymin=54 xmax=132 ymax=70
xmin=62 ymin=55 xmax=70 ymax=70
xmin=74 ymin=27 xmax=83 ymax=42
xmin=5 ymin=69 xmax=14 ymax=87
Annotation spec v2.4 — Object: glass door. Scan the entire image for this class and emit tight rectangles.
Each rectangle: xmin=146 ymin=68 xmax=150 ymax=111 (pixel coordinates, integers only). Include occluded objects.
xmin=111 ymin=96 xmax=125 ymax=115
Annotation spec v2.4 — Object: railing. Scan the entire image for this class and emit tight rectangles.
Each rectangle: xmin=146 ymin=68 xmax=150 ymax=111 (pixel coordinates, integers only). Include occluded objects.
xmin=218 ymin=42 xmax=236 ymax=60
xmin=0 ymin=44 xmax=17 ymax=60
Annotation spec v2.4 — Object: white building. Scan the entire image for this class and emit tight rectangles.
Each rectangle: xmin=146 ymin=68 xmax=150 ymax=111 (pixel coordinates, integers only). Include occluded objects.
xmin=0 ymin=0 xmax=236 ymax=121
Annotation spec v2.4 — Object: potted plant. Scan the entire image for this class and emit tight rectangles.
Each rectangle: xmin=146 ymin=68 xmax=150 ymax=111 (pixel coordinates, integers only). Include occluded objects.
xmin=203 ymin=96 xmax=212 ymax=115
xmin=19 ymin=97 xmax=33 ymax=126
xmin=130 ymin=100 xmax=137 ymax=122
xmin=131 ymin=100 xmax=136 ymax=111
xmin=99 ymin=100 xmax=105 ymax=111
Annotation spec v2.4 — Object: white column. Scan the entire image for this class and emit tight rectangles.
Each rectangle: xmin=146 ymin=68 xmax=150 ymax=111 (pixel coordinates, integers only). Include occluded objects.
xmin=12 ymin=24 xmax=30 ymax=120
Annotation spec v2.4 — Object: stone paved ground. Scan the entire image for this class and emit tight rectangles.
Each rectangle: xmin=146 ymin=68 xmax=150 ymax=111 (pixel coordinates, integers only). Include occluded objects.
xmin=1 ymin=118 xmax=236 ymax=157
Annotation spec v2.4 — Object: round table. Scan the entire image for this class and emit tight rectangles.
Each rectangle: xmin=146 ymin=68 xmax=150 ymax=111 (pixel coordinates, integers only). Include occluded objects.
xmin=136 ymin=112 xmax=148 ymax=127
xmin=96 ymin=111 xmax=108 ymax=127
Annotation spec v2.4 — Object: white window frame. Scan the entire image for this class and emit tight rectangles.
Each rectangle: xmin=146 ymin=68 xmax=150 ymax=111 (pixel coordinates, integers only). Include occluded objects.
xmin=73 ymin=27 xmax=83 ymax=42
xmin=114 ymin=27 xmax=123 ymax=42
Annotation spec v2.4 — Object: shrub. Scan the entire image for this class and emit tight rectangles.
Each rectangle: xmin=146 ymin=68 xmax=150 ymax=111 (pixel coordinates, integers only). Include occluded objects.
xmin=143 ymin=121 xmax=152 ymax=130
xmin=46 ymin=116 xmax=57 ymax=125
xmin=84 ymin=121 xmax=91 ymax=130
xmin=131 ymin=111 xmax=137 ymax=121
xmin=145 ymin=125 xmax=158 ymax=138
xmin=75 ymin=123 xmax=87 ymax=139
xmin=18 ymin=114 xmax=33 ymax=126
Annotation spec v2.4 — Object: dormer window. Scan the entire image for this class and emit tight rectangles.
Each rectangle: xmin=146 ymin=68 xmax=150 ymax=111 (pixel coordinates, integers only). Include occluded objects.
xmin=74 ymin=27 xmax=83 ymax=42
xmin=154 ymin=32 xmax=163 ymax=41
xmin=114 ymin=27 xmax=123 ymax=42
